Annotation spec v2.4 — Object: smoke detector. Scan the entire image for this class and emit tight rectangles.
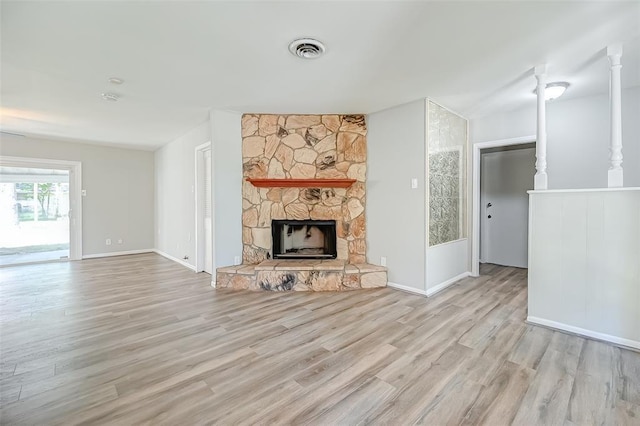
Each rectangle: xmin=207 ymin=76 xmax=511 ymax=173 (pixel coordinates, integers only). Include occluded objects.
xmin=288 ymin=38 xmax=326 ymax=59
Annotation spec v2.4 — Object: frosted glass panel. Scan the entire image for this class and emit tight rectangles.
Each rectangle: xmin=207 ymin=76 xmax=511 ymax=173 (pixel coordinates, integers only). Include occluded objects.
xmin=428 ymin=101 xmax=467 ymax=246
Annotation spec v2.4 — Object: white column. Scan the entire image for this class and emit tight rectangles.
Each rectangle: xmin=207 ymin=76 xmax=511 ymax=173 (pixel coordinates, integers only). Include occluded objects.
xmin=607 ymin=44 xmax=623 ymax=188
xmin=534 ymin=64 xmax=548 ymax=190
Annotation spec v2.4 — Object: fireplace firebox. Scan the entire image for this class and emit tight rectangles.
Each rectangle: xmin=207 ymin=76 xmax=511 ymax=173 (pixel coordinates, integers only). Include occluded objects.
xmin=271 ymin=220 xmax=337 ymax=259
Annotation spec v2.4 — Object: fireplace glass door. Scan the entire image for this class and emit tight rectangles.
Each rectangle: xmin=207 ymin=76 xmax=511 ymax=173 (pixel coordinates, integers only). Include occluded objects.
xmin=271 ymin=219 xmax=337 ymax=259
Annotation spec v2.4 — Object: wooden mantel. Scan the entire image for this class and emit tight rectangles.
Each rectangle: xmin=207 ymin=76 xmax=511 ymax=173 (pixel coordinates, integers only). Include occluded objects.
xmin=246 ymin=178 xmax=356 ymax=188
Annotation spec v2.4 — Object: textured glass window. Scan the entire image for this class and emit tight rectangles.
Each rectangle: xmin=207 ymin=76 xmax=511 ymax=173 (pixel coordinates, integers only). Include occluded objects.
xmin=427 ymin=101 xmax=468 ymax=246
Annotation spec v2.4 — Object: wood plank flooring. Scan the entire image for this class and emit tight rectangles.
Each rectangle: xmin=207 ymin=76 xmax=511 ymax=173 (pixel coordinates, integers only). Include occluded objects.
xmin=0 ymin=254 xmax=638 ymax=425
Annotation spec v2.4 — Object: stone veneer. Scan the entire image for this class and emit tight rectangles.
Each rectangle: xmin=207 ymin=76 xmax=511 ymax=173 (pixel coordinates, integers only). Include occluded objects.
xmin=217 ymin=260 xmax=386 ymax=291
xmin=241 ymin=114 xmax=367 ymax=264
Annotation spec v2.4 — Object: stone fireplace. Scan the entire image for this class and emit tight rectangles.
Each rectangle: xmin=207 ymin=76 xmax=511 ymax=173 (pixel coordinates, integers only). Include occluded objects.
xmin=216 ymin=113 xmax=387 ymax=291
xmin=240 ymin=114 xmax=367 ymax=264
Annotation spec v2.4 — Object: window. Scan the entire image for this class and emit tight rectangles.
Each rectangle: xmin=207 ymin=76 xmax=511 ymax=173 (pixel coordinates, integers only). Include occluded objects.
xmin=427 ymin=101 xmax=468 ymax=246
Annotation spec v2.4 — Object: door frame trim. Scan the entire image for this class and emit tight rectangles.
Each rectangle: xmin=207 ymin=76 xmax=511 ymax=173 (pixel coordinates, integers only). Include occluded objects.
xmin=471 ymin=135 xmax=535 ymax=276
xmin=194 ymin=142 xmax=212 ymax=273
xmin=0 ymin=155 xmax=82 ymax=261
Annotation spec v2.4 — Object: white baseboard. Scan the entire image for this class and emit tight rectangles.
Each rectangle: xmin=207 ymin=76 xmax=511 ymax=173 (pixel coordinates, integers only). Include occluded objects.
xmin=152 ymin=249 xmax=196 ymax=271
xmin=527 ymin=316 xmax=640 ymax=351
xmin=387 ymin=282 xmax=428 ymax=296
xmin=426 ymin=272 xmax=471 ymax=297
xmin=82 ymin=249 xmax=153 ymax=259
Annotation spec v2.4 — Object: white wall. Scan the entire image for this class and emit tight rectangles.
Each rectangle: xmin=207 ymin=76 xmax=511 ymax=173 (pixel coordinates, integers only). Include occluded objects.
xmin=155 ymin=120 xmax=210 ymax=266
xmin=471 ymin=87 xmax=640 ymax=189
xmin=367 ymin=100 xmax=426 ymax=291
xmin=210 ymin=109 xmax=242 ymax=271
xmin=480 ymin=148 xmax=535 ymax=267
xmin=0 ymin=134 xmax=155 ymax=255
xmin=426 ymin=240 xmax=468 ymax=294
xmin=528 ymin=189 xmax=640 ymax=349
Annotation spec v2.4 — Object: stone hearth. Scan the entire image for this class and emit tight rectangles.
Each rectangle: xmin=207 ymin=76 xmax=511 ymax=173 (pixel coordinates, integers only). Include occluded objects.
xmin=216 ymin=260 xmax=387 ymax=292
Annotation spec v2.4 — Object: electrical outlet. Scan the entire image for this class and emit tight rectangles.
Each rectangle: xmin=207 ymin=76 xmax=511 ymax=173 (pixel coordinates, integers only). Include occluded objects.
xmin=117 ymin=239 xmax=123 ymax=244
xmin=106 ymin=238 xmax=112 ymax=246
xmin=411 ymin=178 xmax=418 ymax=189
xmin=234 ymin=256 xmax=241 ymax=265
xmin=380 ymin=256 xmax=387 ymax=267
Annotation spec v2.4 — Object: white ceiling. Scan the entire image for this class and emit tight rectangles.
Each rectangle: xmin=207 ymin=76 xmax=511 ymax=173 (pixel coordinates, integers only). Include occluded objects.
xmin=1 ymin=1 xmax=639 ymax=150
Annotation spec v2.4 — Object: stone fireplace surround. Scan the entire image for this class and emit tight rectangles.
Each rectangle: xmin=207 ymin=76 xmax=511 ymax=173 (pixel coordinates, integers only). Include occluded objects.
xmin=216 ymin=114 xmax=387 ymax=291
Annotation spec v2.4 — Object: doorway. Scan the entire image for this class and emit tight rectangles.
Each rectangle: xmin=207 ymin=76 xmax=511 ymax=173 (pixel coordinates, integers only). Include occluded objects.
xmin=471 ymin=136 xmax=535 ymax=276
xmin=0 ymin=156 xmax=82 ymax=265
xmin=480 ymin=144 xmax=535 ymax=268
xmin=195 ymin=142 xmax=213 ymax=274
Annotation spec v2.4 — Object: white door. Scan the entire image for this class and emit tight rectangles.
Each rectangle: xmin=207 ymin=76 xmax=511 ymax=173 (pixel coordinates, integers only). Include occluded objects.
xmin=480 ymin=147 xmax=535 ymax=268
xmin=203 ymin=149 xmax=213 ymax=274
xmin=0 ymin=157 xmax=82 ymax=265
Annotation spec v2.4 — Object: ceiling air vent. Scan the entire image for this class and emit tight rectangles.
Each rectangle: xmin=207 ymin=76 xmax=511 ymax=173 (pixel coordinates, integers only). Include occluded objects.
xmin=101 ymin=92 xmax=119 ymax=102
xmin=288 ymin=38 xmax=325 ymax=59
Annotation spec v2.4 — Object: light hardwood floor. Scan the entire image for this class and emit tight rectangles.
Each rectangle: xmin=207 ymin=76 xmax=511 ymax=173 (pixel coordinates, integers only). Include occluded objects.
xmin=0 ymin=254 xmax=638 ymax=425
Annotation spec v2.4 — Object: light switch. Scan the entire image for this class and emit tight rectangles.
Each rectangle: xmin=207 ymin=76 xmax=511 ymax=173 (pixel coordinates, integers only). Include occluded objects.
xmin=411 ymin=178 xmax=418 ymax=189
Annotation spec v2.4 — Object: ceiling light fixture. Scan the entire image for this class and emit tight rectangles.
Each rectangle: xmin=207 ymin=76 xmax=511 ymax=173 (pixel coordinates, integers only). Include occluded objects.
xmin=533 ymin=81 xmax=570 ymax=101
xmin=101 ymin=92 xmax=119 ymax=102
xmin=288 ymin=38 xmax=326 ymax=59
xmin=108 ymin=77 xmax=124 ymax=85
